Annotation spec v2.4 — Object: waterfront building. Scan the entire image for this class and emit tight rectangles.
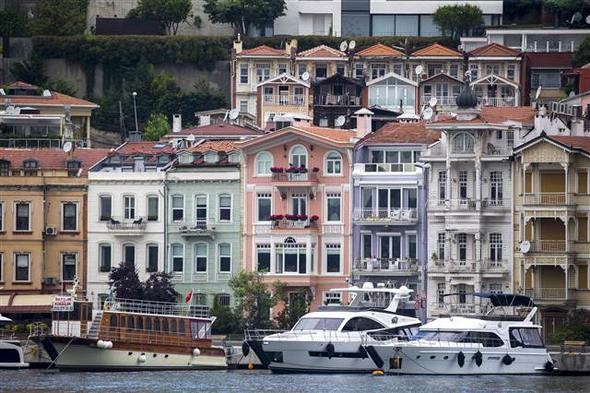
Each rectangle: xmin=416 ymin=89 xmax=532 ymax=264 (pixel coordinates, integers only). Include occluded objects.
xmin=312 ymin=73 xmax=363 ymax=128
xmin=351 ymin=120 xmax=440 ymax=320
xmin=256 ymin=74 xmax=311 ymax=129
xmin=0 ymin=148 xmax=107 ymax=317
xmin=422 ymin=85 xmax=534 ymax=319
xmin=86 ymin=142 xmax=174 ymax=308
xmin=238 ymin=119 xmax=361 ymax=309
xmin=166 ymin=141 xmax=242 ymax=307
xmin=295 ymin=45 xmax=349 ymax=83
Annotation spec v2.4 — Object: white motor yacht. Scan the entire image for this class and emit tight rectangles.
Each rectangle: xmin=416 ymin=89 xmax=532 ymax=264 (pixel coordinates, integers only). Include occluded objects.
xmin=243 ymin=283 xmax=421 ymax=373
xmin=363 ymin=293 xmax=555 ymax=375
xmin=0 ymin=313 xmax=29 ymax=368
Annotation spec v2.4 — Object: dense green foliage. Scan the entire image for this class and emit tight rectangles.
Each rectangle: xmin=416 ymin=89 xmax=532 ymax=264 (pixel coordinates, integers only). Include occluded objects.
xmin=551 ymin=310 xmax=590 ymax=344
xmin=274 ymin=288 xmax=310 ymax=330
xmin=108 ymin=263 xmax=179 ymax=302
xmin=573 ymin=37 xmax=590 ymax=67
xmin=433 ymin=4 xmax=484 ymax=41
xmin=29 ymin=0 xmax=88 ymax=36
xmin=0 ymin=7 xmax=30 ymax=37
xmin=128 ymin=0 xmax=193 ymax=35
xmin=545 ymin=0 xmax=590 ymax=26
xmin=203 ymin=0 xmax=287 ymax=35
xmin=230 ymin=271 xmax=277 ymax=330
xmin=9 ymin=57 xmax=77 ymax=96
xmin=143 ymin=272 xmax=180 ymax=303
xmin=143 ymin=113 xmax=171 ymax=141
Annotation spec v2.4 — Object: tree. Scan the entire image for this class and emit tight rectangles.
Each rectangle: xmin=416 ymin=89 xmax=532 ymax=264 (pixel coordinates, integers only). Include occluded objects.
xmin=128 ymin=0 xmax=193 ymax=35
xmin=210 ymin=300 xmax=241 ymax=334
xmin=0 ymin=7 xmax=30 ymax=58
xmin=551 ymin=310 xmax=590 ymax=344
xmin=229 ymin=271 xmax=276 ymax=329
xmin=274 ymin=286 xmax=310 ymax=330
xmin=573 ymin=37 xmax=590 ymax=67
xmin=433 ymin=4 xmax=484 ymax=41
xmin=9 ymin=58 xmax=77 ymax=96
xmin=143 ymin=113 xmax=171 ymax=141
xmin=203 ymin=0 xmax=286 ymax=36
xmin=544 ymin=0 xmax=590 ymax=26
xmin=108 ymin=263 xmax=145 ymax=300
xmin=144 ymin=272 xmax=179 ymax=303
xmin=29 ymin=0 xmax=87 ymax=36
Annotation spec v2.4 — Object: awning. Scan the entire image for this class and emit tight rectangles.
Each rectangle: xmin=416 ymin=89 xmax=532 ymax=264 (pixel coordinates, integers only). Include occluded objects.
xmin=0 ymin=294 xmax=54 ymax=313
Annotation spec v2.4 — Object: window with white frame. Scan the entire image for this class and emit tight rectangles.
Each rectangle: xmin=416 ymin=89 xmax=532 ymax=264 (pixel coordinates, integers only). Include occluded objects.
xmin=195 ymin=243 xmax=208 ymax=272
xmin=371 ymin=63 xmax=387 ymax=79
xmin=459 ymin=171 xmax=468 ymax=200
xmin=437 ymin=282 xmax=445 ymax=304
xmin=458 ymin=233 xmax=467 ymax=262
xmin=239 ymin=100 xmax=248 ymax=113
xmin=146 ymin=244 xmax=158 ymax=272
xmin=255 ymin=151 xmax=272 ymax=175
xmin=147 ymin=195 xmax=159 ymax=221
xmin=407 ymin=234 xmax=417 ymax=259
xmin=0 ymin=253 xmax=3 ymax=282
xmin=291 ymin=193 xmax=307 ymax=216
xmin=298 ymin=63 xmax=307 ymax=77
xmin=99 ymin=243 xmax=111 ymax=272
xmin=361 ymin=233 xmax=372 ymax=259
xmin=15 ymin=202 xmax=31 ymax=231
xmin=325 ymin=151 xmax=342 ymax=175
xmin=290 ymin=145 xmax=307 ymax=168
xmin=437 ymin=233 xmax=445 ymax=261
xmin=216 ymin=293 xmax=231 ymax=306
xmin=323 ymin=291 xmax=342 ymax=305
xmin=489 ymin=283 xmax=503 ymax=294
xmin=506 ymin=64 xmax=516 ymax=81
xmin=489 ymin=233 xmax=503 ymax=265
xmin=449 ymin=64 xmax=459 ymax=78
xmin=99 ymin=195 xmax=112 ymax=221
xmin=278 ymin=63 xmax=288 ymax=75
xmin=195 ymin=195 xmax=207 ymax=227
xmin=256 ymin=244 xmax=271 ymax=272
xmin=392 ymin=64 xmax=402 ymax=76
xmin=326 ymin=243 xmax=341 ymax=273
xmin=123 ymin=195 xmax=136 ymax=220
xmin=218 ymin=194 xmax=232 ymax=221
xmin=218 ymin=243 xmax=232 ymax=272
xmin=469 ymin=64 xmax=479 ymax=80
xmin=275 ymin=238 xmax=308 ymax=274
xmin=354 ymin=63 xmax=364 ymax=79
xmin=315 ymin=63 xmax=328 ymax=79
xmin=123 ymin=243 xmax=135 ymax=268
xmin=0 ymin=160 xmax=9 ymax=176
xmin=255 ymin=63 xmax=271 ymax=82
xmin=427 ymin=63 xmax=443 ymax=77
xmin=379 ymin=235 xmax=401 ymax=260
xmin=486 ymin=64 xmax=500 ymax=75
xmin=171 ymin=243 xmax=184 ymax=272
xmin=14 ymin=253 xmax=30 ymax=281
xmin=61 ymin=253 xmax=77 ymax=282
xmin=490 ymin=171 xmax=503 ymax=203
xmin=0 ymin=201 xmax=3 ymax=231
xmin=326 ymin=193 xmax=341 ymax=222
xmin=172 ymin=195 xmax=184 ymax=221
xmin=452 ymin=132 xmax=475 ymax=153
xmin=239 ymin=63 xmax=249 ymax=84
xmin=257 ymin=193 xmax=272 ymax=222
xmin=62 ymin=202 xmax=78 ymax=231
xmin=438 ymin=171 xmax=447 ymax=201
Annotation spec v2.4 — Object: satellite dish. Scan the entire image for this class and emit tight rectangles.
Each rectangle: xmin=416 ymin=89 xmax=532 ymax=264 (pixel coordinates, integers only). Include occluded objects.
xmin=429 ymin=97 xmax=438 ymax=107
xmin=415 ymin=65 xmax=424 ymax=76
xmin=339 ymin=41 xmax=348 ymax=52
xmin=571 ymin=12 xmax=583 ymax=24
xmin=301 ymin=72 xmax=310 ymax=81
xmin=229 ymin=108 xmax=239 ymax=120
xmin=349 ymin=40 xmax=356 ymax=50
xmin=422 ymin=107 xmax=434 ymax=121
xmin=586 ymin=15 xmax=590 ymax=24
xmin=535 ymin=86 xmax=542 ymax=100
xmin=335 ymin=115 xmax=346 ymax=127
xmin=520 ymin=241 xmax=531 ymax=254
xmin=42 ymin=89 xmax=51 ymax=97
xmin=187 ymin=134 xmax=196 ymax=142
xmin=62 ymin=141 xmax=73 ymax=153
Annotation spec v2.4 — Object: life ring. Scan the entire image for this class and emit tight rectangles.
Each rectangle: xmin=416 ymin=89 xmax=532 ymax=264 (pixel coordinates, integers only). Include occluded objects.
xmin=325 ymin=342 xmax=335 ymax=358
xmin=502 ymin=354 xmax=514 ymax=365
xmin=473 ymin=350 xmax=483 ymax=367
xmin=457 ymin=351 xmax=465 ymax=368
xmin=241 ymin=341 xmax=250 ymax=357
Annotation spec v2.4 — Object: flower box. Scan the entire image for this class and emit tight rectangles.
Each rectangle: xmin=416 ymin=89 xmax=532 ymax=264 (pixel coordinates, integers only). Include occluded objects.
xmin=310 ymin=215 xmax=319 ymax=222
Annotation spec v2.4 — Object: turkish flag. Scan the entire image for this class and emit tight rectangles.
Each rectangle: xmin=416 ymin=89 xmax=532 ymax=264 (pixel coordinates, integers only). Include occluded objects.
xmin=185 ymin=289 xmax=193 ymax=304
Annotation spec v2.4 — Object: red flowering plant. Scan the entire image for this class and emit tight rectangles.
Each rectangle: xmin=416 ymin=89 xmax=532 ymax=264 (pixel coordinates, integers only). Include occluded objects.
xmin=298 ymin=214 xmax=308 ymax=221
xmin=310 ymin=215 xmax=319 ymax=222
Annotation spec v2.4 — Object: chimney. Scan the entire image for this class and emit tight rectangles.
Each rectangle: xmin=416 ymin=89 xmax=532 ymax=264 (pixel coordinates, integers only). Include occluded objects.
xmin=172 ymin=114 xmax=182 ymax=133
xmin=354 ymin=108 xmax=374 ymax=139
xmin=233 ymin=36 xmax=243 ymax=54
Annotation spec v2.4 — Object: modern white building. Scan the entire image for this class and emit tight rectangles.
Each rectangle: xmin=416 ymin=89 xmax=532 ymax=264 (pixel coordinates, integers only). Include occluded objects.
xmin=273 ymin=1 xmax=342 ymax=36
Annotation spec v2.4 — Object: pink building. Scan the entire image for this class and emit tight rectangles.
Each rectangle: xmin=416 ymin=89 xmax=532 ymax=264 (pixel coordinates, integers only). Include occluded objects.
xmin=239 ymin=123 xmax=362 ymax=309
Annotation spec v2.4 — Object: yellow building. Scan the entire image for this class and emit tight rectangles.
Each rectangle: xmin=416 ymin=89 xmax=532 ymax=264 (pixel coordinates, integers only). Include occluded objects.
xmin=513 ymin=134 xmax=590 ymax=341
xmin=0 ymin=148 xmax=107 ymax=317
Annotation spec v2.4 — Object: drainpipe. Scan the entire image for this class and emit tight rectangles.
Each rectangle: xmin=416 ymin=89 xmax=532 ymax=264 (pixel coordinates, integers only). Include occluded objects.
xmin=162 ymin=171 xmax=169 ymax=274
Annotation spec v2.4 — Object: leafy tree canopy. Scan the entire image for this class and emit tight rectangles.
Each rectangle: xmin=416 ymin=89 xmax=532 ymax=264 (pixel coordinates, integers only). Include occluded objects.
xmin=0 ymin=7 xmax=30 ymax=37
xmin=144 ymin=272 xmax=179 ymax=303
xmin=203 ymin=0 xmax=286 ymax=35
xmin=274 ymin=286 xmax=310 ymax=330
xmin=108 ymin=263 xmax=145 ymax=300
xmin=551 ymin=309 xmax=590 ymax=344
xmin=573 ymin=37 xmax=590 ymax=67
xmin=433 ymin=4 xmax=484 ymax=41
xmin=229 ymin=271 xmax=278 ymax=329
xmin=143 ymin=113 xmax=171 ymax=141
xmin=128 ymin=0 xmax=193 ymax=35
xmin=545 ymin=0 xmax=590 ymax=26
xmin=29 ymin=0 xmax=87 ymax=36
xmin=9 ymin=57 xmax=77 ymax=96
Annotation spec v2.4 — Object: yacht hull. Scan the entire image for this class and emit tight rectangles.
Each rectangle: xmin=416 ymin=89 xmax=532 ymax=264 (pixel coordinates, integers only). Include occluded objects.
xmin=367 ymin=344 xmax=554 ymax=375
xmin=0 ymin=340 xmax=29 ymax=368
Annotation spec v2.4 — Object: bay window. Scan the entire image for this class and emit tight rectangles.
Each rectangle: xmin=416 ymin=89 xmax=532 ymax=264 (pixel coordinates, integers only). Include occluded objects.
xmin=275 ymin=238 xmax=307 ymax=274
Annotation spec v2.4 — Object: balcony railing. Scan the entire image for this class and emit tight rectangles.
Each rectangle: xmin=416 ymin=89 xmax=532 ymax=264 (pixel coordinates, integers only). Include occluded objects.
xmin=421 ymin=95 xmax=458 ymax=107
xmin=353 ymin=208 xmax=417 ymax=223
xmin=482 ymin=259 xmax=509 ymax=273
xmin=530 ymin=240 xmax=567 ymax=253
xmin=523 ymin=193 xmax=569 ymax=205
xmin=355 ymin=163 xmax=417 ymax=173
xmin=263 ymin=94 xmax=306 ymax=106
xmin=479 ymin=97 xmax=516 ymax=107
xmin=314 ymin=94 xmax=361 ymax=106
xmin=353 ymin=258 xmax=418 ymax=274
xmin=271 ymin=172 xmax=318 ymax=182
xmin=272 ymin=219 xmax=319 ymax=230
xmin=524 ymin=288 xmax=575 ymax=301
xmin=104 ymin=298 xmax=209 ymax=318
xmin=430 ymin=260 xmax=477 ymax=273
xmin=178 ymin=220 xmax=215 ymax=237
xmin=106 ymin=217 xmax=147 ymax=232
xmin=429 ymin=198 xmax=511 ymax=210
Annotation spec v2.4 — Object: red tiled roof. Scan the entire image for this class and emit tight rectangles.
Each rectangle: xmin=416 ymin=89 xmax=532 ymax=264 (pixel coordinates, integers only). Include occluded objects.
xmin=356 ymin=44 xmax=404 ymax=58
xmin=433 ymin=107 xmax=535 ymax=126
xmin=469 ymin=43 xmax=520 ymax=57
xmin=114 ymin=142 xmax=174 ymax=155
xmin=239 ymin=45 xmax=289 ymax=57
xmin=1 ymin=81 xmax=99 ymax=108
xmin=172 ymin=123 xmax=263 ymax=137
xmin=363 ymin=122 xmax=441 ymax=144
xmin=298 ymin=45 xmax=347 ymax=59
xmin=550 ymin=136 xmax=590 ymax=154
xmin=191 ymin=140 xmax=237 ymax=153
xmin=411 ymin=43 xmax=461 ymax=57
xmin=295 ymin=125 xmax=356 ymax=143
xmin=0 ymin=148 xmax=110 ymax=175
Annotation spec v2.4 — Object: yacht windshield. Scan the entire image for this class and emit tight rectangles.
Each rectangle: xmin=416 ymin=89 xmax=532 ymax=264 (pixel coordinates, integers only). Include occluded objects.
xmin=414 ymin=330 xmax=504 ymax=347
xmin=509 ymin=327 xmax=544 ymax=348
xmin=292 ymin=318 xmax=344 ymax=331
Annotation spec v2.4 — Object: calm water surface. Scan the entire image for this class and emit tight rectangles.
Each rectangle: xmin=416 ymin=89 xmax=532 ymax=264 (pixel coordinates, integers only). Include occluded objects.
xmin=1 ymin=369 xmax=589 ymax=392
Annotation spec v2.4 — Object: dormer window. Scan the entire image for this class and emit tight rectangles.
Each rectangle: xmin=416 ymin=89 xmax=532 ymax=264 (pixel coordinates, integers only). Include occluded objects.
xmin=204 ymin=151 xmax=218 ymax=164
xmin=0 ymin=160 xmax=10 ymax=176
xmin=23 ymin=159 xmax=38 ymax=176
xmin=179 ymin=152 xmax=194 ymax=165
xmin=228 ymin=152 xmax=240 ymax=164
xmin=66 ymin=160 xmax=82 ymax=176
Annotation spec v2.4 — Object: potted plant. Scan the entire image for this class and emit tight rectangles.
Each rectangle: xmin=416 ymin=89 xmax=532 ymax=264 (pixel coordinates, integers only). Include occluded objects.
xmin=312 ymin=167 xmax=320 ymax=173
xmin=286 ymin=214 xmax=298 ymax=220
xmin=310 ymin=215 xmax=319 ymax=222
xmin=298 ymin=214 xmax=308 ymax=221
xmin=299 ymin=165 xmax=308 ymax=173
xmin=270 ymin=167 xmax=284 ymax=173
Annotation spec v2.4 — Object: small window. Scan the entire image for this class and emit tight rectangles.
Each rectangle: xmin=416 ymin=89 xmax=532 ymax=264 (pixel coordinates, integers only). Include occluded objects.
xmin=66 ymin=160 xmax=82 ymax=176
xmin=23 ymin=159 xmax=38 ymax=176
xmin=123 ymin=195 xmax=136 ymax=220
xmin=195 ymin=243 xmax=208 ymax=272
xmin=216 ymin=294 xmax=231 ymax=307
xmin=61 ymin=253 xmax=77 ymax=282
xmin=219 ymin=195 xmax=232 ymax=221
xmin=172 ymin=195 xmax=184 ymax=221
xmin=341 ymin=317 xmax=384 ymax=332
xmin=62 ymin=202 xmax=78 ymax=231
xmin=14 ymin=253 xmax=30 ymax=281
xmin=99 ymin=195 xmax=112 ymax=221
xmin=15 ymin=202 xmax=31 ymax=231
xmin=147 ymin=196 xmax=159 ymax=221
xmin=219 ymin=243 xmax=231 ymax=273
xmin=325 ymin=151 xmax=342 ymax=175
xmin=315 ymin=63 xmax=328 ymax=79
xmin=146 ymin=244 xmax=158 ymax=272
xmin=239 ymin=63 xmax=249 ymax=84
xmin=255 ymin=152 xmax=272 ymax=176
xmin=0 ymin=160 xmax=10 ymax=176
xmin=171 ymin=243 xmax=184 ymax=272
xmin=123 ymin=244 xmax=135 ymax=268
xmin=99 ymin=244 xmax=112 ymax=272
xmin=578 ymin=171 xmax=588 ymax=194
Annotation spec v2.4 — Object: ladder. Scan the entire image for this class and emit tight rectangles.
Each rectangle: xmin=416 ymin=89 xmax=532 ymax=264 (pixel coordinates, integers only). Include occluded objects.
xmin=87 ymin=311 xmax=103 ymax=339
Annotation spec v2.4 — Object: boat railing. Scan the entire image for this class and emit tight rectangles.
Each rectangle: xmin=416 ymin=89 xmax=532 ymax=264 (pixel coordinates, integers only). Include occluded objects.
xmin=260 ymin=330 xmax=374 ymax=343
xmin=361 ymin=332 xmax=406 ymax=345
xmin=104 ymin=298 xmax=210 ymax=318
xmin=98 ymin=325 xmax=210 ymax=346
xmin=27 ymin=322 xmax=48 ymax=338
xmin=244 ymin=329 xmax=288 ymax=341
xmin=0 ymin=328 xmax=16 ymax=340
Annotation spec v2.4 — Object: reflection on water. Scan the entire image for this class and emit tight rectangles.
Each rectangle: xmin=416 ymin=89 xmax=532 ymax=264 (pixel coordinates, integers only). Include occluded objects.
xmin=1 ymin=369 xmax=590 ymax=393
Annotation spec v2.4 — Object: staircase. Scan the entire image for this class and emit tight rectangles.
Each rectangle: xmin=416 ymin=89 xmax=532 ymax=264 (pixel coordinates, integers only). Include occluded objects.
xmin=87 ymin=312 xmax=103 ymax=339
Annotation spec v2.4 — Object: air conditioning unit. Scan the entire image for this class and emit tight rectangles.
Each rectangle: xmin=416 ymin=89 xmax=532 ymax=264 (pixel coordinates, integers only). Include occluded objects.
xmin=44 ymin=277 xmax=58 ymax=285
xmin=44 ymin=226 xmax=57 ymax=236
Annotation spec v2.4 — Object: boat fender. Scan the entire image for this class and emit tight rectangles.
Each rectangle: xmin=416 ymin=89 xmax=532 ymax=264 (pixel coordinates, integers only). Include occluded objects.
xmin=325 ymin=342 xmax=335 ymax=359
xmin=502 ymin=354 xmax=515 ymax=365
xmin=457 ymin=351 xmax=465 ymax=368
xmin=138 ymin=354 xmax=147 ymax=363
xmin=544 ymin=361 xmax=555 ymax=373
xmin=473 ymin=350 xmax=483 ymax=367
xmin=242 ymin=341 xmax=250 ymax=357
xmin=193 ymin=348 xmax=201 ymax=357
xmin=97 ymin=340 xmax=105 ymax=349
xmin=358 ymin=345 xmax=368 ymax=359
xmin=105 ymin=341 xmax=113 ymax=349
xmin=372 ymin=369 xmax=384 ymax=376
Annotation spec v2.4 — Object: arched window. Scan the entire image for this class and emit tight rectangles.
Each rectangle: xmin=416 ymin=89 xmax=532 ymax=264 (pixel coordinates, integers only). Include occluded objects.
xmin=452 ymin=132 xmax=475 ymax=153
xmin=290 ymin=145 xmax=307 ymax=168
xmin=325 ymin=151 xmax=342 ymax=175
xmin=255 ymin=151 xmax=272 ymax=175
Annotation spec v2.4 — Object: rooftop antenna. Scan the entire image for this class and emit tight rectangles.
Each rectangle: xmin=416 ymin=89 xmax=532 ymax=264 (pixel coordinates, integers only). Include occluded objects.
xmin=339 ymin=40 xmax=348 ymax=52
xmin=349 ymin=40 xmax=356 ymax=50
xmin=335 ymin=115 xmax=346 ymax=127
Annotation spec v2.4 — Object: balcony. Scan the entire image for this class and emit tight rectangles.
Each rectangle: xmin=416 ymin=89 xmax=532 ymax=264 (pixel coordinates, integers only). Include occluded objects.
xmin=429 ymin=198 xmax=511 ymax=212
xmin=263 ymin=94 xmax=306 ymax=106
xmin=178 ymin=220 xmax=215 ymax=239
xmin=481 ymin=260 xmax=510 ymax=275
xmin=353 ymin=258 xmax=419 ymax=275
xmin=530 ymin=240 xmax=567 ymax=253
xmin=421 ymin=95 xmax=458 ymax=108
xmin=106 ymin=217 xmax=147 ymax=236
xmin=354 ymin=162 xmax=418 ymax=173
xmin=479 ymin=97 xmax=516 ymax=107
xmin=314 ymin=94 xmax=361 ymax=106
xmin=353 ymin=208 xmax=417 ymax=225
xmin=254 ymin=218 xmax=319 ymax=234
xmin=524 ymin=288 xmax=576 ymax=303
xmin=271 ymin=170 xmax=319 ymax=187
xmin=523 ymin=193 xmax=570 ymax=206
xmin=429 ymin=260 xmax=477 ymax=274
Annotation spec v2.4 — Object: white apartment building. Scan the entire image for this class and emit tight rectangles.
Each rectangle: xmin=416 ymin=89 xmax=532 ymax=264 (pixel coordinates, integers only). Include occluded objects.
xmin=273 ymin=1 xmax=342 ymax=36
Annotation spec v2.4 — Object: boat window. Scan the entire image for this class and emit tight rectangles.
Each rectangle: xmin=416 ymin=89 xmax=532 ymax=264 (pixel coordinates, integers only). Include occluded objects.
xmin=128 ymin=317 xmax=135 ymax=330
xmin=190 ymin=320 xmax=210 ymax=339
xmin=171 ymin=319 xmax=177 ymax=333
xmin=110 ymin=315 xmax=117 ymax=327
xmin=154 ymin=318 xmax=160 ymax=331
xmin=163 ymin=319 xmax=169 ymax=332
xmin=137 ymin=317 xmax=143 ymax=330
xmin=146 ymin=318 xmax=152 ymax=332
xmin=461 ymin=331 xmax=504 ymax=347
xmin=292 ymin=317 xmax=344 ymax=331
xmin=413 ymin=331 xmax=467 ymax=342
xmin=509 ymin=327 xmax=544 ymax=348
xmin=341 ymin=317 xmax=385 ymax=332
xmin=178 ymin=320 xmax=184 ymax=334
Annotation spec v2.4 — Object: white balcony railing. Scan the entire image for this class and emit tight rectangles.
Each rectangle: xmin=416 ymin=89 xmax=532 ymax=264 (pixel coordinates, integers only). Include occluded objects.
xmin=314 ymin=94 xmax=361 ymax=106
xmin=353 ymin=208 xmax=417 ymax=223
xmin=106 ymin=217 xmax=147 ymax=232
xmin=271 ymin=172 xmax=318 ymax=182
xmin=524 ymin=288 xmax=575 ymax=301
xmin=421 ymin=95 xmax=458 ymax=107
xmin=429 ymin=198 xmax=510 ymax=210
xmin=479 ymin=96 xmax=516 ymax=107
xmin=523 ymin=193 xmax=569 ymax=205
xmin=353 ymin=258 xmax=418 ymax=274
xmin=430 ymin=260 xmax=477 ymax=273
xmin=263 ymin=94 xmax=306 ymax=106
xmin=355 ymin=163 xmax=417 ymax=173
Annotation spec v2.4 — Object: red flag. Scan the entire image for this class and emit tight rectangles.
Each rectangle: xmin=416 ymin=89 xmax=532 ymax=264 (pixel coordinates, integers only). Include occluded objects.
xmin=185 ymin=289 xmax=193 ymax=304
